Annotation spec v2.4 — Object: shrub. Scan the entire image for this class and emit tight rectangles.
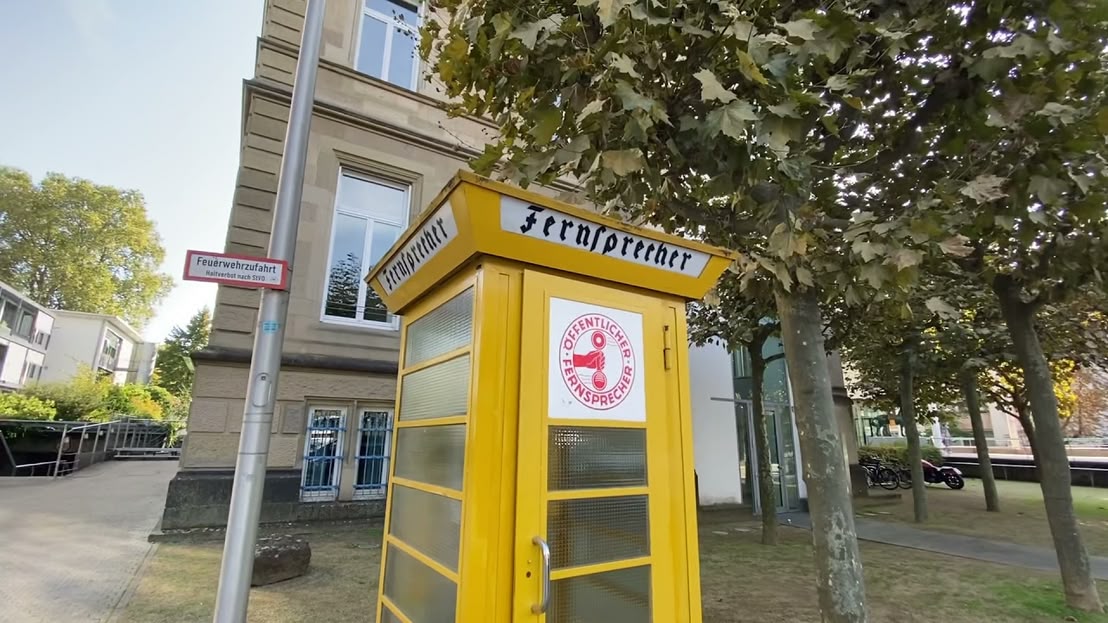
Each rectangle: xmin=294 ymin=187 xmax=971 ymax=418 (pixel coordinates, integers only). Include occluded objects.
xmin=859 ymin=443 xmax=942 ymax=467
xmin=0 ymin=393 xmax=56 ymax=420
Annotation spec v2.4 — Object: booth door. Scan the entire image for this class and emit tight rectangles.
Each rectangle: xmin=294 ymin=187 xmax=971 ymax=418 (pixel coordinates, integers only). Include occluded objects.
xmin=514 ymin=269 xmax=684 ymax=622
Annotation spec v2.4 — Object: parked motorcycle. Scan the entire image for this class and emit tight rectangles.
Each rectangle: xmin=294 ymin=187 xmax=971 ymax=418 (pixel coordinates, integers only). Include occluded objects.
xmin=898 ymin=459 xmax=965 ymax=490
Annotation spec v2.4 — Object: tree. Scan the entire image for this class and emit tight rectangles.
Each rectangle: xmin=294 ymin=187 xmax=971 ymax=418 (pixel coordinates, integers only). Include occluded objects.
xmin=153 ymin=307 xmax=211 ymax=400
xmin=842 ymin=300 xmax=962 ymax=524
xmin=426 ymin=0 xmax=1108 ymax=614
xmin=688 ymin=272 xmax=782 ymax=544
xmin=0 ymin=167 xmax=173 ymax=327
xmin=1068 ymin=368 xmax=1108 ymax=437
xmin=0 ymin=394 xmax=56 ymax=421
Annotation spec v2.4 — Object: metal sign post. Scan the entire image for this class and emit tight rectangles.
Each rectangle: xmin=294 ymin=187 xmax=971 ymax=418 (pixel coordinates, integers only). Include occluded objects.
xmin=211 ymin=0 xmax=326 ymax=620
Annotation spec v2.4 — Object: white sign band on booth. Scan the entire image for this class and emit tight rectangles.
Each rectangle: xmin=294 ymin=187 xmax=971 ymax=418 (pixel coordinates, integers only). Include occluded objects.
xmin=499 ymin=195 xmax=710 ymax=277
xmin=379 ymin=201 xmax=458 ymax=294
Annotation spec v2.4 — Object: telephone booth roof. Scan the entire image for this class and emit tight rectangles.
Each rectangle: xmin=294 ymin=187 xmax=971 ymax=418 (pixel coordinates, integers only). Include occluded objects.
xmin=365 ymin=171 xmax=736 ymax=315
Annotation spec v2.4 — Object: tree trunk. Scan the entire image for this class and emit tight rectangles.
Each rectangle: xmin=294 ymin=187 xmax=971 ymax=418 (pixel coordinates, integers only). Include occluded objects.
xmin=776 ymin=286 xmax=867 ymax=623
xmin=960 ymin=369 xmax=999 ymax=512
xmin=899 ymin=336 xmax=927 ymax=523
xmin=995 ymin=278 xmax=1103 ymax=612
xmin=750 ymin=338 xmax=779 ymax=545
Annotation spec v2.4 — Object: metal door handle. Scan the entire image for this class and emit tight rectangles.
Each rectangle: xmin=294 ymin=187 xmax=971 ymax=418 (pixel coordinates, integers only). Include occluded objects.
xmin=532 ymin=535 xmax=551 ymax=615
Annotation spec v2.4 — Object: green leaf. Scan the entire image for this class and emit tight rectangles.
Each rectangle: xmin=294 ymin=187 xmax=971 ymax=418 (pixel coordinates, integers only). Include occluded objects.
xmin=737 ymin=51 xmax=769 ymax=86
xmin=530 ymin=108 xmax=562 ymax=145
xmin=575 ymin=98 xmax=606 ymax=126
xmin=609 ymin=53 xmax=640 ymax=78
xmin=768 ymin=101 xmax=801 ymax=118
xmin=826 ymin=75 xmax=851 ymax=91
xmin=891 ymin=248 xmax=923 ymax=270
xmin=983 ymin=34 xmax=1048 ymax=59
xmin=602 ymin=149 xmax=644 ymax=176
xmin=925 ymin=297 xmax=959 ymax=319
xmin=994 ymin=215 xmax=1016 ymax=230
xmin=1036 ymin=102 xmax=1079 ymax=125
xmin=939 ymin=235 xmax=974 ymax=257
xmin=510 ymin=15 xmax=564 ymax=49
xmin=615 ymin=81 xmax=656 ymax=111
xmin=959 ymin=174 xmax=1008 ymax=203
xmin=694 ymin=69 xmax=737 ymax=103
xmin=842 ymin=96 xmax=863 ymax=110
xmin=1028 ymin=175 xmax=1067 ymax=206
xmin=708 ymin=100 xmax=759 ymax=140
xmin=595 ymin=0 xmax=627 ymax=28
xmin=859 ymin=263 xmax=887 ymax=289
xmin=728 ymin=20 xmax=755 ymax=40
xmin=1069 ymin=170 xmax=1093 ymax=195
xmin=779 ymin=19 xmax=819 ymax=40
xmin=796 ymin=266 xmax=814 ymax=287
xmin=627 ymin=3 xmax=669 ymax=26
xmin=1097 ymin=108 xmax=1108 ymax=135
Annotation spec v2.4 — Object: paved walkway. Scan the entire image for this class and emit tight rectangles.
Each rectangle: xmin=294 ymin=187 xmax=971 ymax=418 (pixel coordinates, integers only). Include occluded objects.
xmin=782 ymin=512 xmax=1108 ymax=579
xmin=0 ymin=461 xmax=176 ymax=623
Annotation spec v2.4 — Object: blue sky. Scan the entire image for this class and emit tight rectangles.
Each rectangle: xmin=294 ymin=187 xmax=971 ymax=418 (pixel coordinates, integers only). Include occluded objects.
xmin=0 ymin=1 xmax=264 ymax=341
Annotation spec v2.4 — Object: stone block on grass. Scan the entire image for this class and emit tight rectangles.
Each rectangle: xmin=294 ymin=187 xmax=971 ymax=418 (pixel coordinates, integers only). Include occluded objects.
xmin=252 ymin=536 xmax=311 ymax=586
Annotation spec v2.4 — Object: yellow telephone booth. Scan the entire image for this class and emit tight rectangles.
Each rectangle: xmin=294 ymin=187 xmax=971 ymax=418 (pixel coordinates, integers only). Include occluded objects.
xmin=366 ymin=172 xmax=734 ymax=623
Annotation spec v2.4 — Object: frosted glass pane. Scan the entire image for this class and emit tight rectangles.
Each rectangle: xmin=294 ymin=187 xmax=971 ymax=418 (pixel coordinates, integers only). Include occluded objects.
xmin=404 ymin=288 xmax=474 ymax=367
xmin=549 ymin=427 xmax=646 ymax=490
xmin=399 ymin=355 xmax=470 ymax=421
xmin=548 ymin=495 xmax=649 ymax=569
xmin=383 ymin=543 xmax=456 ymax=623
xmin=549 ymin=565 xmax=651 ymax=623
xmin=389 ymin=484 xmax=461 ymax=572
xmin=394 ymin=424 xmax=466 ymax=491
xmin=379 ymin=606 xmax=402 ymax=623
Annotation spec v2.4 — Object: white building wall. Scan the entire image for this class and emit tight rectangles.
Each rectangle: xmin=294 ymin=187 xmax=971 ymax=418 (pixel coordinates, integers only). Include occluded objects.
xmin=40 ymin=315 xmax=103 ymax=384
xmin=0 ymin=342 xmax=29 ymax=387
xmin=688 ymin=342 xmax=743 ymax=506
xmin=112 ymin=332 xmax=135 ymax=385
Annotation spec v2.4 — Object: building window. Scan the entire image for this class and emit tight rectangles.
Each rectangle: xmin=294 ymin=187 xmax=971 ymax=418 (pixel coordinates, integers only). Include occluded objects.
xmin=23 ymin=363 xmax=38 ymax=383
xmin=0 ymin=300 xmax=16 ymax=331
xmin=99 ymin=331 xmax=122 ymax=371
xmin=301 ymin=407 xmax=347 ymax=502
xmin=14 ymin=311 xmax=34 ymax=339
xmin=321 ymin=172 xmax=408 ymax=328
xmin=356 ymin=0 xmax=420 ymax=89
xmin=354 ymin=409 xmax=393 ymax=500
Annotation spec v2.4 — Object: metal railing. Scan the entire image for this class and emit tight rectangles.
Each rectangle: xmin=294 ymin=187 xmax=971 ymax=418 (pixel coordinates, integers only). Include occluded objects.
xmin=0 ymin=417 xmax=175 ymax=478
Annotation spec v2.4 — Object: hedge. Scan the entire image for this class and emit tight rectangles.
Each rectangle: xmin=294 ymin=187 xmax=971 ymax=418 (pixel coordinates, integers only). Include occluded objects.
xmin=859 ymin=443 xmax=942 ymax=467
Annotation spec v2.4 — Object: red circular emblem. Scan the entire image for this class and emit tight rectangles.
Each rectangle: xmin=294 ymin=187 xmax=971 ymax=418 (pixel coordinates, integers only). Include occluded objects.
xmin=559 ymin=313 xmax=635 ymax=410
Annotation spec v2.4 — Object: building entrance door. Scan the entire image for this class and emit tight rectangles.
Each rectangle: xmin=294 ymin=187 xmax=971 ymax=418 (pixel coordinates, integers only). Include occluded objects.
xmin=514 ymin=269 xmax=689 ymax=622
xmin=739 ymin=400 xmax=801 ymax=514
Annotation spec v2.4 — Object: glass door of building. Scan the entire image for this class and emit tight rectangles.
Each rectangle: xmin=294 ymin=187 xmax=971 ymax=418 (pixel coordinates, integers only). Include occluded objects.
xmin=741 ymin=401 xmax=801 ymax=514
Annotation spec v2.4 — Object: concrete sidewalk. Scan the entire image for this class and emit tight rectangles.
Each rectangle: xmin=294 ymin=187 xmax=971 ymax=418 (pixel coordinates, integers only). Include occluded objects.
xmin=0 ymin=461 xmax=176 ymax=623
xmin=782 ymin=512 xmax=1108 ymax=579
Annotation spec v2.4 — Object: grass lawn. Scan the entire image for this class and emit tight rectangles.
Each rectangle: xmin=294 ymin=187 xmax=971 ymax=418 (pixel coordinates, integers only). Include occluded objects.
xmin=863 ymin=478 xmax=1108 ymax=555
xmin=121 ymin=514 xmax=1108 ymax=623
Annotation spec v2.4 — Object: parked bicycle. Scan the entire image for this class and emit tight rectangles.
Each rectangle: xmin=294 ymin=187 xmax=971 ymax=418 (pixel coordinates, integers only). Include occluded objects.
xmin=860 ymin=456 xmax=900 ymax=490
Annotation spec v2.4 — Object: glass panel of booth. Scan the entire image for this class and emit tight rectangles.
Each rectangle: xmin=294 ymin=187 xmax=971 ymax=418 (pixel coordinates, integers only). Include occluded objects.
xmin=548 ymin=565 xmax=652 ymax=622
xmin=398 ymin=355 xmax=470 ymax=421
xmin=403 ymin=287 xmax=474 ymax=367
xmin=381 ymin=280 xmax=476 ymax=623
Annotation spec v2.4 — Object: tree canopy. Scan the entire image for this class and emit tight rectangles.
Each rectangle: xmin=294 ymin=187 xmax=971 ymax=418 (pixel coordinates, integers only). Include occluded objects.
xmin=153 ymin=307 xmax=211 ymax=401
xmin=0 ymin=167 xmax=174 ymax=327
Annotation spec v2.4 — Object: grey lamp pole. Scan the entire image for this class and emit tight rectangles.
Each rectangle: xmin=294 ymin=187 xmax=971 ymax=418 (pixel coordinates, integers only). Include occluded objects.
xmin=211 ymin=1 xmax=325 ymax=620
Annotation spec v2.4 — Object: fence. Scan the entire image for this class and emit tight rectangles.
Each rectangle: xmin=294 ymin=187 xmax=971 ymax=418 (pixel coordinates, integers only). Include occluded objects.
xmin=0 ymin=417 xmax=175 ymax=478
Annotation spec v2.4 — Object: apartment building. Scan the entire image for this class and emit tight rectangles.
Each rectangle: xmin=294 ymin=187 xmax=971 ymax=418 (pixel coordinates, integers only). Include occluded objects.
xmin=163 ymin=0 xmax=859 ymax=529
xmin=40 ymin=311 xmax=156 ymax=386
xmin=0 ymin=281 xmax=53 ymax=391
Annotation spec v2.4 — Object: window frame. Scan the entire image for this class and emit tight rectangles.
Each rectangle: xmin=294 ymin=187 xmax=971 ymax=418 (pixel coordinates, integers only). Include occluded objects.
xmin=319 ymin=169 xmax=410 ymax=331
xmin=353 ymin=407 xmax=394 ymax=500
xmin=299 ymin=406 xmax=349 ymax=503
xmin=353 ymin=0 xmax=423 ymax=90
